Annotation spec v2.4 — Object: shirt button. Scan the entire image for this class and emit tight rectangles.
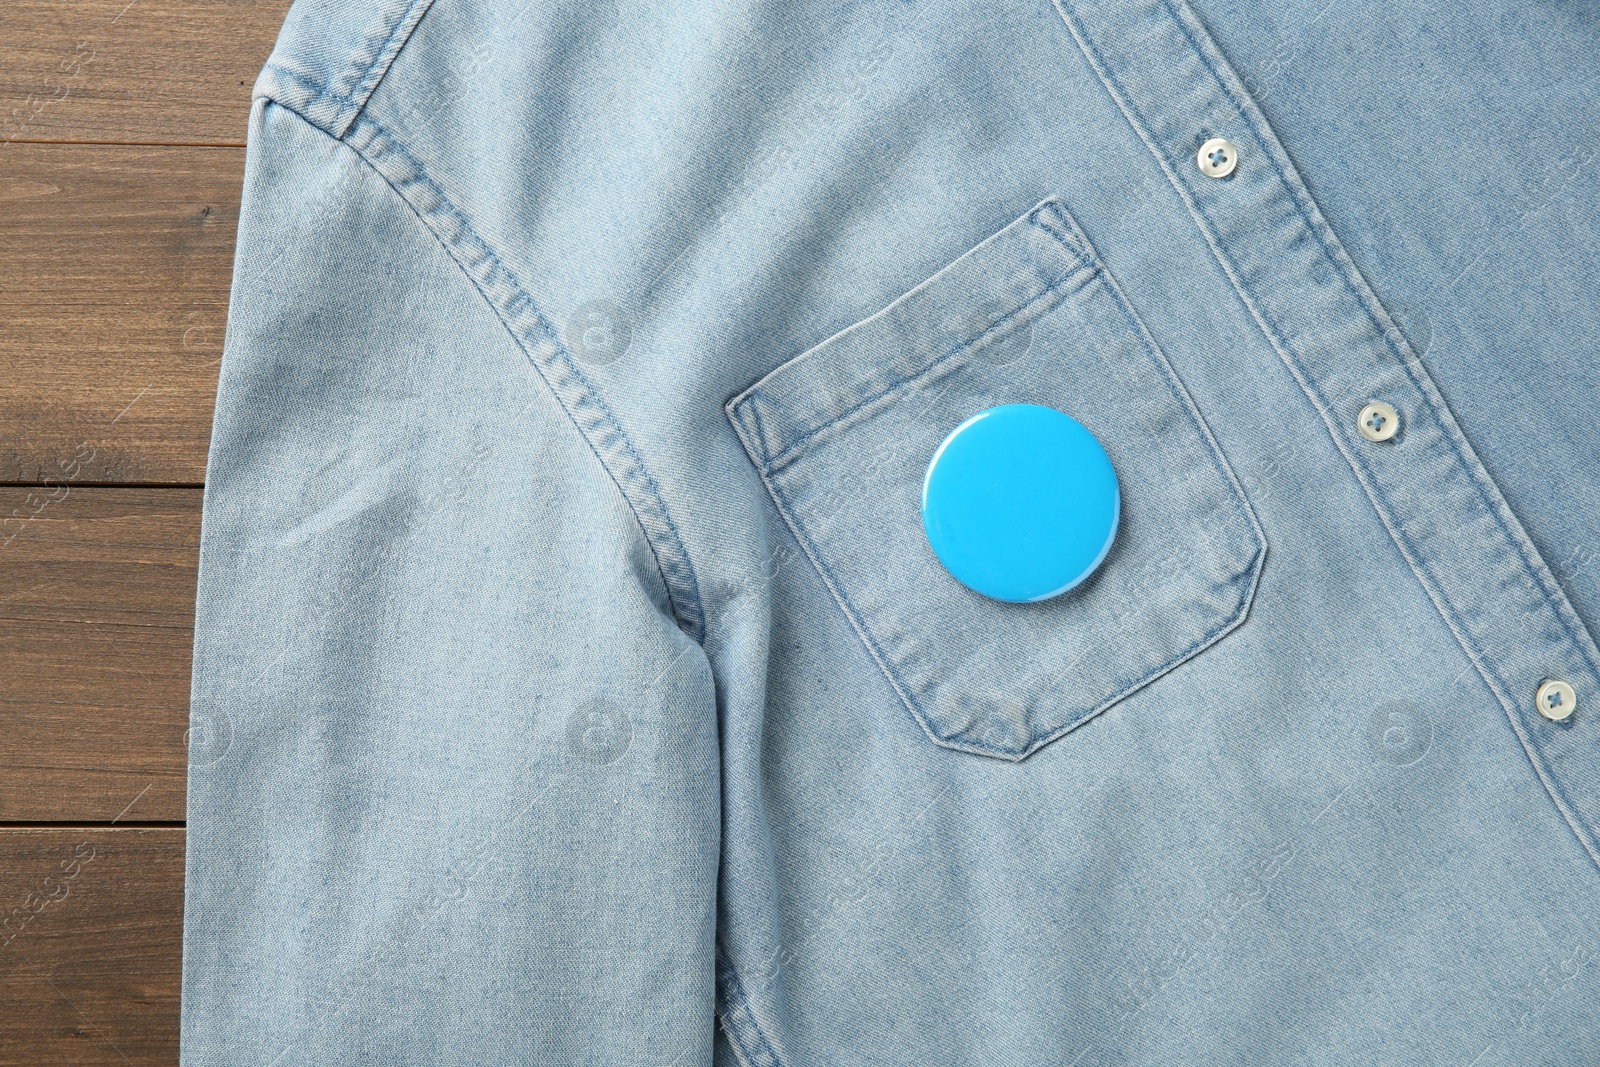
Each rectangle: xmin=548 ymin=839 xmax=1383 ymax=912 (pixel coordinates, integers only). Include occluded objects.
xmin=1358 ymin=401 xmax=1400 ymax=442
xmin=1197 ymin=137 xmax=1239 ymax=178
xmin=1536 ymin=679 xmax=1577 ymax=722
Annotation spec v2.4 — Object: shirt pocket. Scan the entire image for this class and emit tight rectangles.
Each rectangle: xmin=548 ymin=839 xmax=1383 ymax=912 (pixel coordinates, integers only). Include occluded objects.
xmin=724 ymin=196 xmax=1266 ymax=761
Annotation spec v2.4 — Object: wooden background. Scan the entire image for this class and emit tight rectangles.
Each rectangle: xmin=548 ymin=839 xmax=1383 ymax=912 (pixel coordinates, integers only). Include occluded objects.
xmin=1 ymin=2 xmax=292 ymax=1060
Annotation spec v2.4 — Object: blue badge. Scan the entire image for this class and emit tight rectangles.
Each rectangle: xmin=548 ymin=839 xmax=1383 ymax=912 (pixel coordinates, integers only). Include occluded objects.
xmin=921 ymin=403 xmax=1119 ymax=603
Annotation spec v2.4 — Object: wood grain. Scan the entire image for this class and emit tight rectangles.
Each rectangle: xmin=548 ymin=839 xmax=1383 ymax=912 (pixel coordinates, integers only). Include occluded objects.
xmin=0 ymin=0 xmax=290 ymax=147
xmin=0 ymin=488 xmax=199 ymax=823
xmin=0 ymin=144 xmax=238 ymax=484
xmin=0 ymin=829 xmax=182 ymax=1067
xmin=0 ymin=5 xmax=302 ymax=1061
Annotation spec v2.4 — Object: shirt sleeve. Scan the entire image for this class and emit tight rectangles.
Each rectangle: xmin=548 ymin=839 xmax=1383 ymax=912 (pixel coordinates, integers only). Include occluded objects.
xmin=180 ymin=95 xmax=721 ymax=1065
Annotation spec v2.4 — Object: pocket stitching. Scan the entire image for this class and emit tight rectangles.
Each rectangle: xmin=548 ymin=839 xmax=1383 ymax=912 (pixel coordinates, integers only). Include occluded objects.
xmin=745 ymin=441 xmax=961 ymax=755
xmin=726 ymin=198 xmax=1092 ymax=469
xmin=1077 ymin=215 xmax=1269 ymax=589
xmin=728 ymin=200 xmax=1270 ymax=759
xmin=762 ymin=440 xmax=1265 ymax=759
xmin=758 ymin=263 xmax=1100 ymax=476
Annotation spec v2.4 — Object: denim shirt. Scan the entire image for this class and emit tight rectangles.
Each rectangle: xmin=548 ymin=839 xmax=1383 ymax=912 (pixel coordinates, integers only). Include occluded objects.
xmin=182 ymin=0 xmax=1600 ymax=1062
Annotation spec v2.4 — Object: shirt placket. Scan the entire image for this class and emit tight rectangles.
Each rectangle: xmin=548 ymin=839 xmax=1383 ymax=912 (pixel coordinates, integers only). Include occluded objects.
xmin=1053 ymin=0 xmax=1600 ymax=867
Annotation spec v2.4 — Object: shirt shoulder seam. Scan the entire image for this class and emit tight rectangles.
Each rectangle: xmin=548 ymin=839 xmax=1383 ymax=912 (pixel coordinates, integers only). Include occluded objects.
xmin=256 ymin=98 xmax=709 ymax=643
xmin=254 ymin=0 xmax=437 ymax=139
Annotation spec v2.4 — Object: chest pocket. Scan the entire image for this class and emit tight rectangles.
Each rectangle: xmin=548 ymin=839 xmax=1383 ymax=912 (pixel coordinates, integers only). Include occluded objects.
xmin=725 ymin=197 xmax=1266 ymax=760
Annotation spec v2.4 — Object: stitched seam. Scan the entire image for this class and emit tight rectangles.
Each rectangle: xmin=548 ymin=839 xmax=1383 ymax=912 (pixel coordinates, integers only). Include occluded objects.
xmin=727 ymin=403 xmax=960 ymax=756
xmin=715 ymin=943 xmax=787 ymax=1067
xmin=729 ymin=200 xmax=1095 ymax=471
xmin=1085 ymin=203 xmax=1267 ymax=563
xmin=350 ymin=115 xmax=708 ymax=641
xmin=747 ymin=400 xmax=775 ymax=482
xmin=762 ymin=441 xmax=1261 ymax=759
xmin=1028 ymin=198 xmax=1098 ymax=263
xmin=752 ymin=262 xmax=1098 ymax=476
xmin=722 ymin=197 xmax=1094 ymax=419
xmin=1159 ymin=0 xmax=1600 ymax=856
xmin=743 ymin=249 xmax=1265 ymax=759
xmin=256 ymin=0 xmax=436 ymax=138
xmin=258 ymin=99 xmax=707 ymax=641
xmin=1071 ymin=12 xmax=1479 ymax=645
xmin=1064 ymin=2 xmax=1524 ymax=683
xmin=1161 ymin=0 xmax=1600 ymax=676
xmin=1055 ymin=0 xmax=1600 ymax=863
xmin=258 ymin=63 xmax=353 ymax=116
xmin=345 ymin=0 xmax=437 ymax=119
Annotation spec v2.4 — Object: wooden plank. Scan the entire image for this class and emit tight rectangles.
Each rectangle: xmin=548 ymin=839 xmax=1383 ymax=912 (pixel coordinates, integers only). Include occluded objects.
xmin=0 ymin=144 xmax=238 ymax=483
xmin=0 ymin=829 xmax=182 ymax=1067
xmin=0 ymin=0 xmax=291 ymax=147
xmin=0 ymin=488 xmax=199 ymax=823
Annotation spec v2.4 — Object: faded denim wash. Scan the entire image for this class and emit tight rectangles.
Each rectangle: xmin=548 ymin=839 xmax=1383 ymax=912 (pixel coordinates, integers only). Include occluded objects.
xmin=182 ymin=0 xmax=1600 ymax=1063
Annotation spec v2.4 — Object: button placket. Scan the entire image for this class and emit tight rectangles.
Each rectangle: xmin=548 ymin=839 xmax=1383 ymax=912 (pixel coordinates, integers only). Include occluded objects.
xmin=1056 ymin=0 xmax=1600 ymax=866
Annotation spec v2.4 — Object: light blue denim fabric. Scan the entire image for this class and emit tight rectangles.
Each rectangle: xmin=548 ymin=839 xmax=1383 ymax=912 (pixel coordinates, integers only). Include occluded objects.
xmin=182 ymin=0 xmax=1600 ymax=1063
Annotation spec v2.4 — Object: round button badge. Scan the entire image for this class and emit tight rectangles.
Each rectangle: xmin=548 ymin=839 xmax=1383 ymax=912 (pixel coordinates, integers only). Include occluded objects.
xmin=921 ymin=403 xmax=1119 ymax=603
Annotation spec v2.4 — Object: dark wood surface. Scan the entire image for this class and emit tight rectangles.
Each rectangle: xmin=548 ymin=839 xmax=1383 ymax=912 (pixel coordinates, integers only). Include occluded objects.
xmin=0 ymin=1 xmax=290 ymax=147
xmin=0 ymin=144 xmax=239 ymax=484
xmin=0 ymin=488 xmax=200 ymax=825
xmin=0 ymin=3 xmax=292 ymax=1060
xmin=0 ymin=830 xmax=184 ymax=1067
